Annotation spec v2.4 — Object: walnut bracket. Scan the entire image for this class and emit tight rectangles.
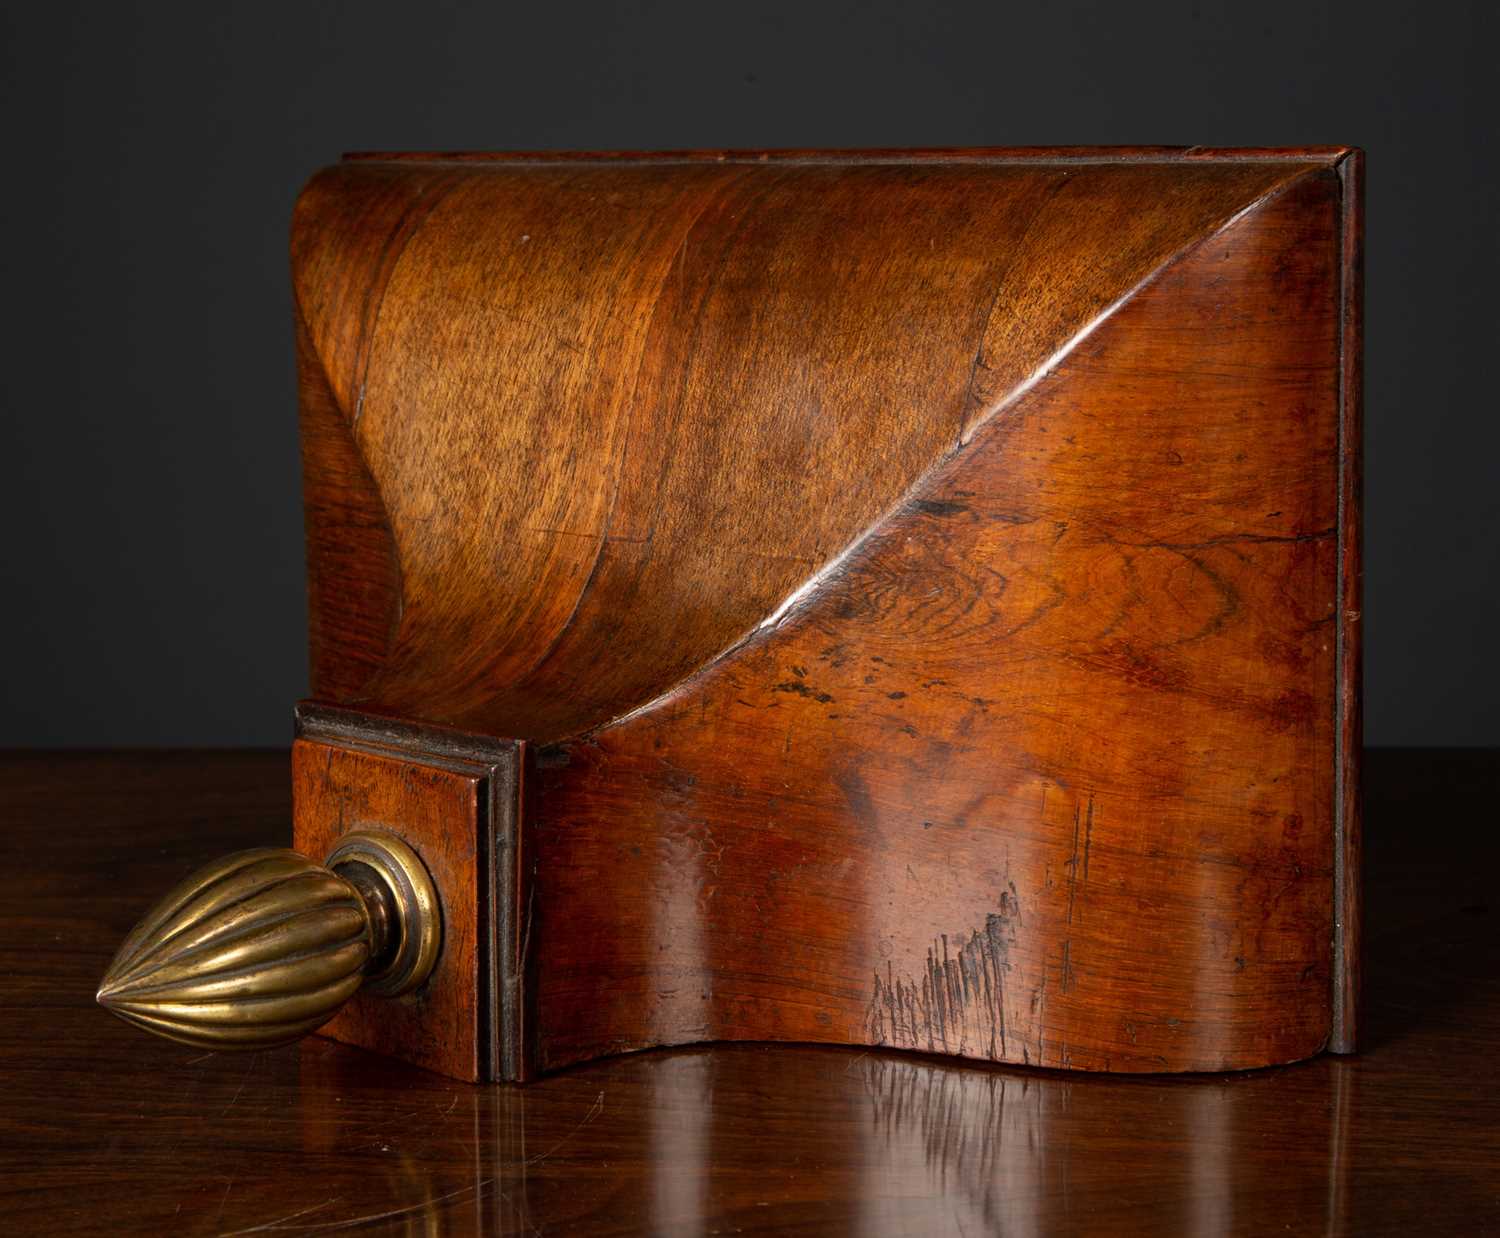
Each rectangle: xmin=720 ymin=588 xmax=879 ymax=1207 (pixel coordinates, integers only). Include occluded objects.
xmin=101 ymin=146 xmax=1363 ymax=1081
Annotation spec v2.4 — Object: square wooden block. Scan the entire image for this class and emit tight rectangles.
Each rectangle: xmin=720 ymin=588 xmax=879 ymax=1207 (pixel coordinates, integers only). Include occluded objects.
xmin=291 ymin=707 xmax=525 ymax=1081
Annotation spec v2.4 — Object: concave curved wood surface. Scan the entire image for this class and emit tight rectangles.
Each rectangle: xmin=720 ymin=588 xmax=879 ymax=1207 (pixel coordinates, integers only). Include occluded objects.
xmin=294 ymin=152 xmax=1326 ymax=742
xmin=529 ymin=166 xmax=1348 ymax=1075
xmin=292 ymin=149 xmax=1360 ymax=1078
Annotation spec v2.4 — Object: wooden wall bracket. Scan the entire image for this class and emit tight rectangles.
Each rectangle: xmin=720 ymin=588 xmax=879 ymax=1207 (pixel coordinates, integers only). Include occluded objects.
xmin=100 ymin=147 xmax=1362 ymax=1082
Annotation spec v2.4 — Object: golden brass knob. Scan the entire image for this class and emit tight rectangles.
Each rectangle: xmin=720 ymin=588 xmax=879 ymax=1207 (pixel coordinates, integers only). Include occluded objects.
xmin=97 ymin=831 xmax=440 ymax=1050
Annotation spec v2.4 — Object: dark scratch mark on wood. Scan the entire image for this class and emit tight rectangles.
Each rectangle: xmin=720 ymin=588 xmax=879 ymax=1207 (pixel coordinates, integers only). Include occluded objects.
xmin=866 ymin=898 xmax=1021 ymax=1060
xmin=912 ymin=498 xmax=971 ymax=518
xmin=771 ymin=680 xmax=834 ymax=703
xmin=1066 ymin=804 xmax=1081 ymax=924
xmin=1082 ymin=797 xmax=1094 ymax=879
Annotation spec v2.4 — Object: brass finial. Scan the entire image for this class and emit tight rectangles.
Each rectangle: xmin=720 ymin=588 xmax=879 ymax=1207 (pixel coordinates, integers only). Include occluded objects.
xmin=97 ymin=832 xmax=439 ymax=1051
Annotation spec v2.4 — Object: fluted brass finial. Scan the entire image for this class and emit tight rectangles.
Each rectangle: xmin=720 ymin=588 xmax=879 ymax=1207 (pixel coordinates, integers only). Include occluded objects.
xmin=97 ymin=831 xmax=439 ymax=1051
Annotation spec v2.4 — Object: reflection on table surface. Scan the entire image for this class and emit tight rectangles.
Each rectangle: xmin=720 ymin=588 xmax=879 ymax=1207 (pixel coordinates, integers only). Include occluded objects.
xmin=284 ymin=1039 xmax=1357 ymax=1236
xmin=2 ymin=749 xmax=1497 ymax=1235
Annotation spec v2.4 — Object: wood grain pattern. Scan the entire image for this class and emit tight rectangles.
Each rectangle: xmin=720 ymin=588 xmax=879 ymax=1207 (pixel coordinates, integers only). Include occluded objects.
xmin=0 ymin=751 xmax=1489 ymax=1235
xmin=289 ymin=148 xmax=1361 ymax=1077
xmin=529 ymin=167 xmax=1344 ymax=1074
xmin=292 ymin=153 xmax=1326 ymax=741
xmin=291 ymin=738 xmax=488 ymax=1081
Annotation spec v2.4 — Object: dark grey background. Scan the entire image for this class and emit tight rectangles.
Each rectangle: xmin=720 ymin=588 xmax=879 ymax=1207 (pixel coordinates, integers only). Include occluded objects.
xmin=2 ymin=2 xmax=1493 ymax=746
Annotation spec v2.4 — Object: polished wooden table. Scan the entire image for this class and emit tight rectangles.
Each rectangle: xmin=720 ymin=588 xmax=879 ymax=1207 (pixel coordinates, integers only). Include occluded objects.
xmin=1 ymin=749 xmax=1496 ymax=1235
